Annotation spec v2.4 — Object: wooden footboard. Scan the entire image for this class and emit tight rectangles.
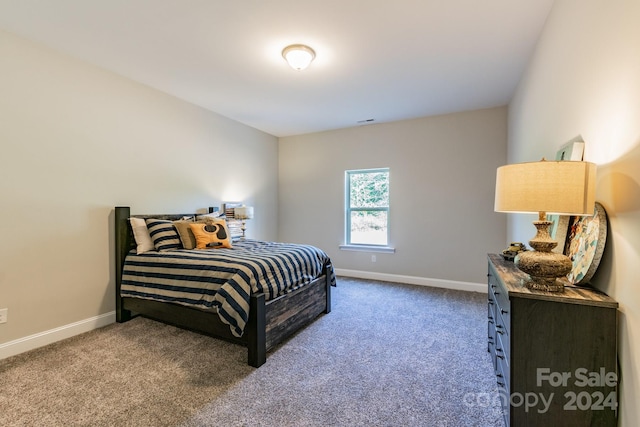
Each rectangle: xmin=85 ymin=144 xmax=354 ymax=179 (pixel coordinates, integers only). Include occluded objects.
xmin=248 ymin=270 xmax=331 ymax=367
xmin=114 ymin=206 xmax=331 ymax=368
xmin=265 ymin=274 xmax=331 ymax=350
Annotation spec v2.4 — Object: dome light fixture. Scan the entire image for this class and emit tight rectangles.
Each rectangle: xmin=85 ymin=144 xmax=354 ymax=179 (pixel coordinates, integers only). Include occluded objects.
xmin=282 ymin=44 xmax=316 ymax=71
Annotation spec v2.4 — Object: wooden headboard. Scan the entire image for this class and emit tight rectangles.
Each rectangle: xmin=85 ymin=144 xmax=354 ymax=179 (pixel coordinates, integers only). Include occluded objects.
xmin=114 ymin=206 xmax=201 ymax=321
xmin=114 ymin=205 xmax=246 ymax=319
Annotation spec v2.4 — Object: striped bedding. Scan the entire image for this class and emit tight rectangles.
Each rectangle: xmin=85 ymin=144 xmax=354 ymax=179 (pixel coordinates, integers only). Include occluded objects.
xmin=121 ymin=240 xmax=335 ymax=338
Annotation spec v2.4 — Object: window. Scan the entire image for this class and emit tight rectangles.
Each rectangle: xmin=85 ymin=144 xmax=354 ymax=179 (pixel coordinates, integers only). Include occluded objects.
xmin=345 ymin=168 xmax=390 ymax=246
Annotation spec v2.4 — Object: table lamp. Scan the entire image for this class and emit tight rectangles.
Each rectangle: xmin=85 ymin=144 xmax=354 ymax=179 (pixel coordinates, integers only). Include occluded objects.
xmin=494 ymin=159 xmax=596 ymax=292
xmin=234 ymin=206 xmax=254 ymax=239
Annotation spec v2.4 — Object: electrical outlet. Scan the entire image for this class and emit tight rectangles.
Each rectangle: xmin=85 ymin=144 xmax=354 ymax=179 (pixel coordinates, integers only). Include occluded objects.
xmin=0 ymin=308 xmax=7 ymax=324
xmin=371 ymin=255 xmax=377 ymax=263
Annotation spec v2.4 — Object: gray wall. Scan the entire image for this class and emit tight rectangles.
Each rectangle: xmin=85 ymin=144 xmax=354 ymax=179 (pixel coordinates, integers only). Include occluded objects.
xmin=0 ymin=30 xmax=278 ymax=345
xmin=278 ymin=107 xmax=508 ymax=284
xmin=508 ymin=0 xmax=640 ymax=424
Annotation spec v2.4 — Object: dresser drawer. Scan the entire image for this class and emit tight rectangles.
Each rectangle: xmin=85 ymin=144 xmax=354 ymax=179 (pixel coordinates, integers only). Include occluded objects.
xmin=495 ymin=325 xmax=510 ymax=369
xmin=495 ymin=352 xmax=510 ymax=427
xmin=488 ymin=269 xmax=511 ymax=335
xmin=487 ymin=294 xmax=497 ymax=370
xmin=495 ymin=345 xmax=509 ymax=392
xmin=487 ymin=320 xmax=496 ymax=354
xmin=487 ymin=291 xmax=496 ymax=345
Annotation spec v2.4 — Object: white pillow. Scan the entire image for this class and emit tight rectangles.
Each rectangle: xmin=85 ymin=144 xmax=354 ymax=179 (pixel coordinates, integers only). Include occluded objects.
xmin=129 ymin=217 xmax=155 ymax=254
xmin=196 ymin=212 xmax=222 ymax=221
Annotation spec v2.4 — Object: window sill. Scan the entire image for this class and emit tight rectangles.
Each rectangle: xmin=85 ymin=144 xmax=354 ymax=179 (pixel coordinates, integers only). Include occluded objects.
xmin=339 ymin=245 xmax=396 ymax=253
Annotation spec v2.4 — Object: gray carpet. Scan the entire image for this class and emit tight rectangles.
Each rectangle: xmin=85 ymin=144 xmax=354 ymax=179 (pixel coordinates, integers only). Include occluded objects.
xmin=0 ymin=277 xmax=503 ymax=426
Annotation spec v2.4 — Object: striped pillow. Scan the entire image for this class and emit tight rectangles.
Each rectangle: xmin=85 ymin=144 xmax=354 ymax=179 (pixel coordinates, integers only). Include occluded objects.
xmin=145 ymin=219 xmax=182 ymax=252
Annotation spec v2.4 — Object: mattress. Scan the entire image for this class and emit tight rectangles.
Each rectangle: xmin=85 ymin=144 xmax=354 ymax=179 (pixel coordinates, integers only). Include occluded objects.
xmin=121 ymin=239 xmax=335 ymax=337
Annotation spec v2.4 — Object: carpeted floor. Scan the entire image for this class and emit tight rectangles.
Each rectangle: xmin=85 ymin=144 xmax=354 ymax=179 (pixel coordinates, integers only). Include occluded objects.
xmin=0 ymin=277 xmax=503 ymax=426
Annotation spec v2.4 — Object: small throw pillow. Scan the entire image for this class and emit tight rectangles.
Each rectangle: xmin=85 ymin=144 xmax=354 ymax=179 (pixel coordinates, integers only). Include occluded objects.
xmin=189 ymin=219 xmax=232 ymax=249
xmin=173 ymin=219 xmax=198 ymax=250
xmin=129 ymin=217 xmax=155 ymax=254
xmin=146 ymin=219 xmax=183 ymax=252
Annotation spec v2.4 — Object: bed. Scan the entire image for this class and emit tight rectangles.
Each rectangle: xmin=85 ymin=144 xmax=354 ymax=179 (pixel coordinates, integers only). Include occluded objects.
xmin=114 ymin=206 xmax=334 ymax=367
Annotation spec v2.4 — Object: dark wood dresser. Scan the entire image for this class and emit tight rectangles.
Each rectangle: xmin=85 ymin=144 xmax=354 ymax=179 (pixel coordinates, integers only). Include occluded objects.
xmin=487 ymin=254 xmax=618 ymax=426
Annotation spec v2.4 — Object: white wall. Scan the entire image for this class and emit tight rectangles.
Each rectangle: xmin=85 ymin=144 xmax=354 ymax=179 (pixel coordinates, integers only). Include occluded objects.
xmin=278 ymin=107 xmax=508 ymax=285
xmin=509 ymin=0 xmax=640 ymax=424
xmin=0 ymin=30 xmax=278 ymax=347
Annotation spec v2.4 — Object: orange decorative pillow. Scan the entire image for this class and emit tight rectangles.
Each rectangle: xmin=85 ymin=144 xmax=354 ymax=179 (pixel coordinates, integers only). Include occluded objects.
xmin=189 ymin=219 xmax=232 ymax=249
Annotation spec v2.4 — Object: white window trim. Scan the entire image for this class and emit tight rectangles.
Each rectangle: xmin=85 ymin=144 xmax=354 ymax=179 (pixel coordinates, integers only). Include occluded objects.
xmin=339 ymin=244 xmax=396 ymax=253
xmin=345 ymin=167 xmax=390 ymax=247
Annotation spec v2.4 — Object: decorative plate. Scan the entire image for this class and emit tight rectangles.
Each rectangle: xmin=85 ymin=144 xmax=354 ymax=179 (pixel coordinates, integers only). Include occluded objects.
xmin=565 ymin=202 xmax=608 ymax=285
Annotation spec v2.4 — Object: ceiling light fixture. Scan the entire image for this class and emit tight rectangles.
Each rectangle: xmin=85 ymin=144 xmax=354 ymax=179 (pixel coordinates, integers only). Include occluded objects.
xmin=282 ymin=44 xmax=316 ymax=71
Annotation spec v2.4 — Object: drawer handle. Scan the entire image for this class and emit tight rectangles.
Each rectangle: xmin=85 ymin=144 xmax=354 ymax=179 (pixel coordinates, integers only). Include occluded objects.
xmin=496 ymin=354 xmax=504 ymax=360
xmin=496 ymin=373 xmax=503 ymax=378
xmin=501 ymin=309 xmax=508 ymax=315
xmin=497 ymin=381 xmax=505 ymax=387
xmin=488 ymin=300 xmax=494 ymax=305
xmin=494 ymin=291 xmax=500 ymax=296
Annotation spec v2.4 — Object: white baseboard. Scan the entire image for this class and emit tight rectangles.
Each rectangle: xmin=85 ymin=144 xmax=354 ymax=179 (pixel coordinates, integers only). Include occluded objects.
xmin=0 ymin=311 xmax=116 ymax=360
xmin=334 ymin=269 xmax=487 ymax=293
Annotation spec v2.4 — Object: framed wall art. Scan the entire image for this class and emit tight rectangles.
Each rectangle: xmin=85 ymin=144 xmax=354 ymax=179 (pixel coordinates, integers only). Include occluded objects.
xmin=223 ymin=202 xmax=242 ymax=218
xmin=549 ymin=214 xmax=570 ymax=254
xmin=222 ymin=202 xmax=244 ymax=239
xmin=555 ymin=139 xmax=585 ymax=161
xmin=563 ymin=202 xmax=608 ymax=285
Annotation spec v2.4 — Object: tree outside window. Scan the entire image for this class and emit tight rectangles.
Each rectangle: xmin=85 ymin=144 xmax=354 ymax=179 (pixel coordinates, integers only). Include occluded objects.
xmin=346 ymin=168 xmax=390 ymax=246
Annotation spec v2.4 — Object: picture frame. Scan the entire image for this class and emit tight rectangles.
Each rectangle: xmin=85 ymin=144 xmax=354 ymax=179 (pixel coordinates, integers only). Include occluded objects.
xmin=563 ymin=202 xmax=608 ymax=285
xmin=555 ymin=139 xmax=585 ymax=161
xmin=548 ymin=214 xmax=570 ymax=254
xmin=223 ymin=202 xmax=242 ymax=218
xmin=222 ymin=202 xmax=244 ymax=239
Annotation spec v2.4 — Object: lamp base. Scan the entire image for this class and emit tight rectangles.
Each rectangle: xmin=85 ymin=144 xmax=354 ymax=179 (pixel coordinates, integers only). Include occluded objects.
xmin=515 ymin=246 xmax=572 ymax=292
xmin=240 ymin=220 xmax=247 ymax=240
xmin=514 ymin=216 xmax=572 ymax=292
xmin=520 ymin=276 xmax=566 ymax=292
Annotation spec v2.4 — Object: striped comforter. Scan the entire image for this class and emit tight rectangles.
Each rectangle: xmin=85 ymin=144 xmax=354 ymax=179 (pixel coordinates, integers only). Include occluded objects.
xmin=121 ymin=240 xmax=335 ymax=337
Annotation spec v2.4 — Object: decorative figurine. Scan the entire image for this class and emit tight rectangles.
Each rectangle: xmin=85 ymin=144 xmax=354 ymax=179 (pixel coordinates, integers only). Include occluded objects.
xmin=502 ymin=242 xmax=527 ymax=261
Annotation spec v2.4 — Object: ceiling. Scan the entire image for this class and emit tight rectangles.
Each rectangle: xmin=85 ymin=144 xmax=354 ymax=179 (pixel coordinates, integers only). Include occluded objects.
xmin=0 ymin=0 xmax=555 ymax=137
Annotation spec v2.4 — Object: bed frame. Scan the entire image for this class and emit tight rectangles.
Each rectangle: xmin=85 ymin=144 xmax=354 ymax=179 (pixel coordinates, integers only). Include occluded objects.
xmin=114 ymin=206 xmax=331 ymax=367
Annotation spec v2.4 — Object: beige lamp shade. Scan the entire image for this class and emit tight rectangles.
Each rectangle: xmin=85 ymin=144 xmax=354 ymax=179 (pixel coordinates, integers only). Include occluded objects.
xmin=234 ymin=206 xmax=254 ymax=220
xmin=495 ymin=160 xmax=597 ymax=216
